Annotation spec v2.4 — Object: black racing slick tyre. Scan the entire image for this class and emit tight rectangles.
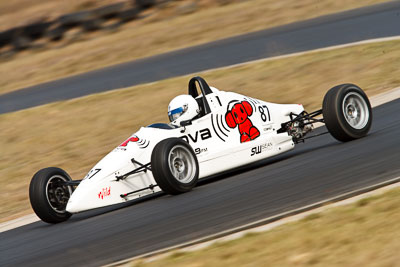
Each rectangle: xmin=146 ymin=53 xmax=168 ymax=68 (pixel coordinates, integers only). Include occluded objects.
xmin=323 ymin=84 xmax=372 ymax=142
xmin=29 ymin=167 xmax=73 ymax=224
xmin=151 ymin=138 xmax=199 ymax=195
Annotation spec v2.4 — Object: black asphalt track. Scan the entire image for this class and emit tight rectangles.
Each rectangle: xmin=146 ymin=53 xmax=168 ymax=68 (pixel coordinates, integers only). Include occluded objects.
xmin=1 ymin=1 xmax=400 ymax=113
xmin=1 ymin=98 xmax=399 ymax=267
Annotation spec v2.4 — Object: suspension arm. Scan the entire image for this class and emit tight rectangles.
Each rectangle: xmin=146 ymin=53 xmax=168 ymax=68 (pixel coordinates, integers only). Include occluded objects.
xmin=120 ymin=184 xmax=158 ymax=198
xmin=115 ymin=158 xmax=152 ymax=181
xmin=289 ymin=109 xmax=323 ymax=123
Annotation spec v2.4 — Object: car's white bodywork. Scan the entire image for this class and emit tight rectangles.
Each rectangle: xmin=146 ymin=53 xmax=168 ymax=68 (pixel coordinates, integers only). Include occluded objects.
xmin=66 ymin=87 xmax=304 ymax=213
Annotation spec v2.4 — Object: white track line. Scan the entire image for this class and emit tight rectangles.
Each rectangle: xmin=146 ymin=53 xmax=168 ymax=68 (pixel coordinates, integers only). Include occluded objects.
xmin=369 ymin=86 xmax=400 ymax=107
xmin=202 ymin=36 xmax=400 ymax=74
xmin=1 ymin=38 xmax=400 ymax=234
xmin=0 ymin=214 xmax=39 ymax=233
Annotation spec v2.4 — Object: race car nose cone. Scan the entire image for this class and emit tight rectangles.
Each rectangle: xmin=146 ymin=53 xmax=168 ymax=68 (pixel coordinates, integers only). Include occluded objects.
xmin=66 ymin=199 xmax=82 ymax=213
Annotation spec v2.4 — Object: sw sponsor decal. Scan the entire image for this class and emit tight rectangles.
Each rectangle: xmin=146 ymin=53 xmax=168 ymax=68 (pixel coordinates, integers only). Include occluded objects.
xmin=181 ymin=128 xmax=212 ymax=143
xmin=98 ymin=187 xmax=111 ymax=199
xmin=250 ymin=142 xmax=273 ymax=156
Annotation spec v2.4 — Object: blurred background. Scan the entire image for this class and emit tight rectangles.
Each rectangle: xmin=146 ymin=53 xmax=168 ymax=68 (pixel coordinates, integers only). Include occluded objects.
xmin=0 ymin=0 xmax=235 ymax=56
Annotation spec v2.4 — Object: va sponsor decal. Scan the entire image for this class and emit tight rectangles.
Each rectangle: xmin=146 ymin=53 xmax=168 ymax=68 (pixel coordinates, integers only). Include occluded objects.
xmin=98 ymin=186 xmax=111 ymax=199
xmin=251 ymin=142 xmax=273 ymax=156
xmin=181 ymin=128 xmax=212 ymax=143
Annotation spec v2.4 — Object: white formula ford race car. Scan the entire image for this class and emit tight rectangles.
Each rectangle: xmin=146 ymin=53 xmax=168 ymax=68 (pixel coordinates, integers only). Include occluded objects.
xmin=29 ymin=77 xmax=372 ymax=223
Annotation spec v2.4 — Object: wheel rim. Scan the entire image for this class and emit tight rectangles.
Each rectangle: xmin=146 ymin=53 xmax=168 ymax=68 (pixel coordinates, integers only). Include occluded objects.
xmin=342 ymin=92 xmax=369 ymax=129
xmin=168 ymin=145 xmax=196 ymax=183
xmin=45 ymin=175 xmax=72 ymax=213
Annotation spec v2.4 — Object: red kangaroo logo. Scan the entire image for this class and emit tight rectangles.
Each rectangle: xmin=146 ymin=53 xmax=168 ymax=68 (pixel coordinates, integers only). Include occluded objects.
xmin=225 ymin=101 xmax=260 ymax=143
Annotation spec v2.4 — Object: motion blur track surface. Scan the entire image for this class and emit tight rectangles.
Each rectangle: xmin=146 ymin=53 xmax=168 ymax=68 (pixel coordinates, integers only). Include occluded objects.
xmin=2 ymin=1 xmax=400 ymax=113
xmin=1 ymin=97 xmax=400 ymax=266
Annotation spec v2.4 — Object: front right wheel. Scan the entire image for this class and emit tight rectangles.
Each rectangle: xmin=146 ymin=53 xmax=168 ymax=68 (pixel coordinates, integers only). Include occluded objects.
xmin=151 ymin=138 xmax=199 ymax=195
xmin=322 ymin=84 xmax=372 ymax=142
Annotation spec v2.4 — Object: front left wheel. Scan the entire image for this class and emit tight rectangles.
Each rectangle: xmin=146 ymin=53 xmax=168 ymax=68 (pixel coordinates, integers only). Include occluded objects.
xmin=151 ymin=138 xmax=199 ymax=195
xmin=29 ymin=167 xmax=73 ymax=224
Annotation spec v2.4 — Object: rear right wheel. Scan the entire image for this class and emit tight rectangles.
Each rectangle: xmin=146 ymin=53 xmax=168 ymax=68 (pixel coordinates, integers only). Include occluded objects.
xmin=322 ymin=84 xmax=372 ymax=142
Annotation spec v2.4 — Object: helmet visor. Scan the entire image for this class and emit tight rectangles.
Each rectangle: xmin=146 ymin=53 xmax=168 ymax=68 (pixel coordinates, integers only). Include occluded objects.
xmin=168 ymin=107 xmax=184 ymax=122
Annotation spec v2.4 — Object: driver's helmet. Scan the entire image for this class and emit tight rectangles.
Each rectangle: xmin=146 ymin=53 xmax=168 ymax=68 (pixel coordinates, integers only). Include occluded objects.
xmin=168 ymin=95 xmax=200 ymax=125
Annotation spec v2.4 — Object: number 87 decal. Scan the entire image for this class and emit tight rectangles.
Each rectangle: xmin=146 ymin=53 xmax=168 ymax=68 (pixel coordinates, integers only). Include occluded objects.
xmin=258 ymin=105 xmax=270 ymax=122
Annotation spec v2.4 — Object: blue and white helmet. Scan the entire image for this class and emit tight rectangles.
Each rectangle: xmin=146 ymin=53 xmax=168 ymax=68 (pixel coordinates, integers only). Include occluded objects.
xmin=168 ymin=95 xmax=200 ymax=125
